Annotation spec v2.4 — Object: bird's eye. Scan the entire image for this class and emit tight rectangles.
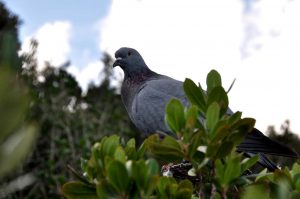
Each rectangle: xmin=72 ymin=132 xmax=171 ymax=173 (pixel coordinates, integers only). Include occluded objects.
xmin=128 ymin=51 xmax=132 ymax=56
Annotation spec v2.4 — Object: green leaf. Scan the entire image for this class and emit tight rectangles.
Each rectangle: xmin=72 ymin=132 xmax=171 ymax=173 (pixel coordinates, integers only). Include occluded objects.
xmin=206 ymin=102 xmax=220 ymax=132
xmin=292 ymin=163 xmax=300 ymax=175
xmin=96 ymin=179 xmax=117 ymax=199
xmin=211 ymin=123 xmax=231 ymax=144
xmin=185 ymin=105 xmax=202 ymax=131
xmin=224 ymin=155 xmax=241 ymax=185
xmin=228 ymin=118 xmax=255 ymax=146
xmin=216 ymin=159 xmax=225 ymax=183
xmin=241 ymin=155 xmax=259 ymax=173
xmin=242 ymin=184 xmax=271 ymax=199
xmin=114 ymin=146 xmax=126 ymax=163
xmin=146 ymin=135 xmax=184 ymax=163
xmin=101 ymin=135 xmax=120 ymax=158
xmin=125 ymin=139 xmax=137 ymax=160
xmin=294 ymin=177 xmax=300 ymax=191
xmin=146 ymin=159 xmax=159 ymax=177
xmin=206 ymin=142 xmax=222 ymax=158
xmin=227 ymin=131 xmax=247 ymax=146
xmin=183 ymin=78 xmax=207 ymax=113
xmin=67 ymin=165 xmax=92 ymax=185
xmin=107 ymin=160 xmax=129 ymax=193
xmin=232 ymin=118 xmax=256 ymax=133
xmin=0 ymin=124 xmax=38 ymax=177
xmin=207 ymin=86 xmax=229 ymax=116
xmin=62 ymin=182 xmax=98 ymax=199
xmin=165 ymin=98 xmax=185 ymax=133
xmin=175 ymin=188 xmax=193 ymax=199
xmin=131 ymin=159 xmax=158 ymax=196
xmin=156 ymin=177 xmax=177 ymax=198
xmin=178 ymin=180 xmax=193 ymax=190
xmin=188 ymin=132 xmax=205 ymax=159
xmin=137 ymin=141 xmax=146 ymax=159
xmin=0 ymin=69 xmax=31 ymax=142
xmin=216 ymin=141 xmax=234 ymax=158
xmin=206 ymin=70 xmax=222 ymax=95
xmin=126 ymin=138 xmax=136 ymax=149
xmin=255 ymin=169 xmax=272 ymax=182
xmin=289 ymin=191 xmax=300 ymax=199
xmin=132 ymin=160 xmax=148 ymax=191
xmin=228 ymin=111 xmax=242 ymax=126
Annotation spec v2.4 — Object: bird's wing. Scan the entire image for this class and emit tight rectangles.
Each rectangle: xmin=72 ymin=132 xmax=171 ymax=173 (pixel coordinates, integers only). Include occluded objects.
xmin=130 ymin=78 xmax=188 ymax=135
xmin=237 ymin=128 xmax=298 ymax=158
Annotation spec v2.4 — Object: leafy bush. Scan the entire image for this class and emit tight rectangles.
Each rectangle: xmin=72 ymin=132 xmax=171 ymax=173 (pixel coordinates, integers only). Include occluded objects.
xmin=62 ymin=70 xmax=300 ymax=199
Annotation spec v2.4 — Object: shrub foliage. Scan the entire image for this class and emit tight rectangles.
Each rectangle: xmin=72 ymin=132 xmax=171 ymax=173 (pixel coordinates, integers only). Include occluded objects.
xmin=62 ymin=70 xmax=300 ymax=199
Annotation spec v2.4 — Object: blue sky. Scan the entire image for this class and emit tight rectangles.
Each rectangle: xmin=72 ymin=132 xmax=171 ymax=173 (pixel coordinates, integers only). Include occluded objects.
xmin=3 ymin=0 xmax=110 ymax=67
xmin=2 ymin=0 xmax=300 ymax=134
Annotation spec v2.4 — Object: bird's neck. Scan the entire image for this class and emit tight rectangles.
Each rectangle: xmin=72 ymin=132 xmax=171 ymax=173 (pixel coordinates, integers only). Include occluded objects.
xmin=124 ymin=66 xmax=157 ymax=84
xmin=121 ymin=66 xmax=158 ymax=112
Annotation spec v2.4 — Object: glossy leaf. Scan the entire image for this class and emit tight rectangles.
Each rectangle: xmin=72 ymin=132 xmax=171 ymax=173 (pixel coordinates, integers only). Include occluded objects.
xmin=228 ymin=111 xmax=242 ymax=126
xmin=96 ymin=179 xmax=117 ymax=199
xmin=185 ymin=105 xmax=201 ymax=131
xmin=165 ymin=98 xmax=185 ymax=133
xmin=132 ymin=160 xmax=148 ymax=191
xmin=125 ymin=140 xmax=137 ymax=160
xmin=241 ymin=155 xmax=259 ymax=173
xmin=232 ymin=118 xmax=256 ymax=133
xmin=183 ymin=78 xmax=207 ymax=113
xmin=216 ymin=141 xmax=234 ymax=158
xmin=206 ymin=70 xmax=222 ymax=95
xmin=206 ymin=102 xmax=220 ymax=132
xmin=207 ymin=86 xmax=228 ymax=116
xmin=176 ymin=188 xmax=193 ymax=199
xmin=146 ymin=159 xmax=159 ymax=177
xmin=62 ymin=182 xmax=98 ymax=199
xmin=210 ymin=121 xmax=230 ymax=143
xmin=114 ymin=146 xmax=126 ymax=163
xmin=156 ymin=177 xmax=177 ymax=198
xmin=107 ymin=160 xmax=129 ymax=193
xmin=188 ymin=132 xmax=205 ymax=159
xmin=101 ymin=135 xmax=120 ymax=157
xmin=242 ymin=184 xmax=271 ymax=199
xmin=146 ymin=135 xmax=184 ymax=163
xmin=216 ymin=159 xmax=225 ymax=183
xmin=224 ymin=155 xmax=241 ymax=185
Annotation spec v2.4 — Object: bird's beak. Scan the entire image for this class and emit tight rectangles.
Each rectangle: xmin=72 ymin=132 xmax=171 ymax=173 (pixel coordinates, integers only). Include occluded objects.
xmin=113 ymin=57 xmax=122 ymax=67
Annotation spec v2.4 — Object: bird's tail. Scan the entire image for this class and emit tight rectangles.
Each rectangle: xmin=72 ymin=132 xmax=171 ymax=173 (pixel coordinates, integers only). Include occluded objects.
xmin=237 ymin=128 xmax=298 ymax=158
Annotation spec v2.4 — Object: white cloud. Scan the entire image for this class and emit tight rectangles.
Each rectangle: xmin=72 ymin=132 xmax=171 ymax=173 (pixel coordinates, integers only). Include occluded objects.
xmin=67 ymin=61 xmax=104 ymax=92
xmin=21 ymin=21 xmax=105 ymax=91
xmin=99 ymin=0 xmax=300 ymax=133
xmin=22 ymin=21 xmax=72 ymax=70
xmin=233 ymin=0 xmax=300 ymax=133
xmin=99 ymin=0 xmax=243 ymax=85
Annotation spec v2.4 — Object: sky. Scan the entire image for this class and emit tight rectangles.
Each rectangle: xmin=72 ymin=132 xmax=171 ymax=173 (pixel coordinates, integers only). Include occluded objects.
xmin=3 ymin=0 xmax=300 ymax=134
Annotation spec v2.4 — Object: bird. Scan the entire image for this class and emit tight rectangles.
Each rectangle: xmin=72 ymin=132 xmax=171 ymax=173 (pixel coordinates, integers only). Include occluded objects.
xmin=113 ymin=47 xmax=298 ymax=171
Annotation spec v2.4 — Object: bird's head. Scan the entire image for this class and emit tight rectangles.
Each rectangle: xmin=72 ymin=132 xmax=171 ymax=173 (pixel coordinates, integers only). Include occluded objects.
xmin=113 ymin=47 xmax=147 ymax=73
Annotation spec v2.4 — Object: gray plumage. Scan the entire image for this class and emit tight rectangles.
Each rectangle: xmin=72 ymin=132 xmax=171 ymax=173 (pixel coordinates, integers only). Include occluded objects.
xmin=113 ymin=47 xmax=297 ymax=171
xmin=113 ymin=47 xmax=188 ymax=135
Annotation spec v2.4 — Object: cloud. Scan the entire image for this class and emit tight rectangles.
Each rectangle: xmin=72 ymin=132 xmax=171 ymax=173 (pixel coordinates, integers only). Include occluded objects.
xmin=99 ymin=0 xmax=243 ymax=86
xmin=99 ymin=0 xmax=300 ymax=133
xmin=234 ymin=0 xmax=300 ymax=132
xmin=67 ymin=61 xmax=104 ymax=92
xmin=21 ymin=21 xmax=72 ymax=70
xmin=21 ymin=21 xmax=105 ymax=91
